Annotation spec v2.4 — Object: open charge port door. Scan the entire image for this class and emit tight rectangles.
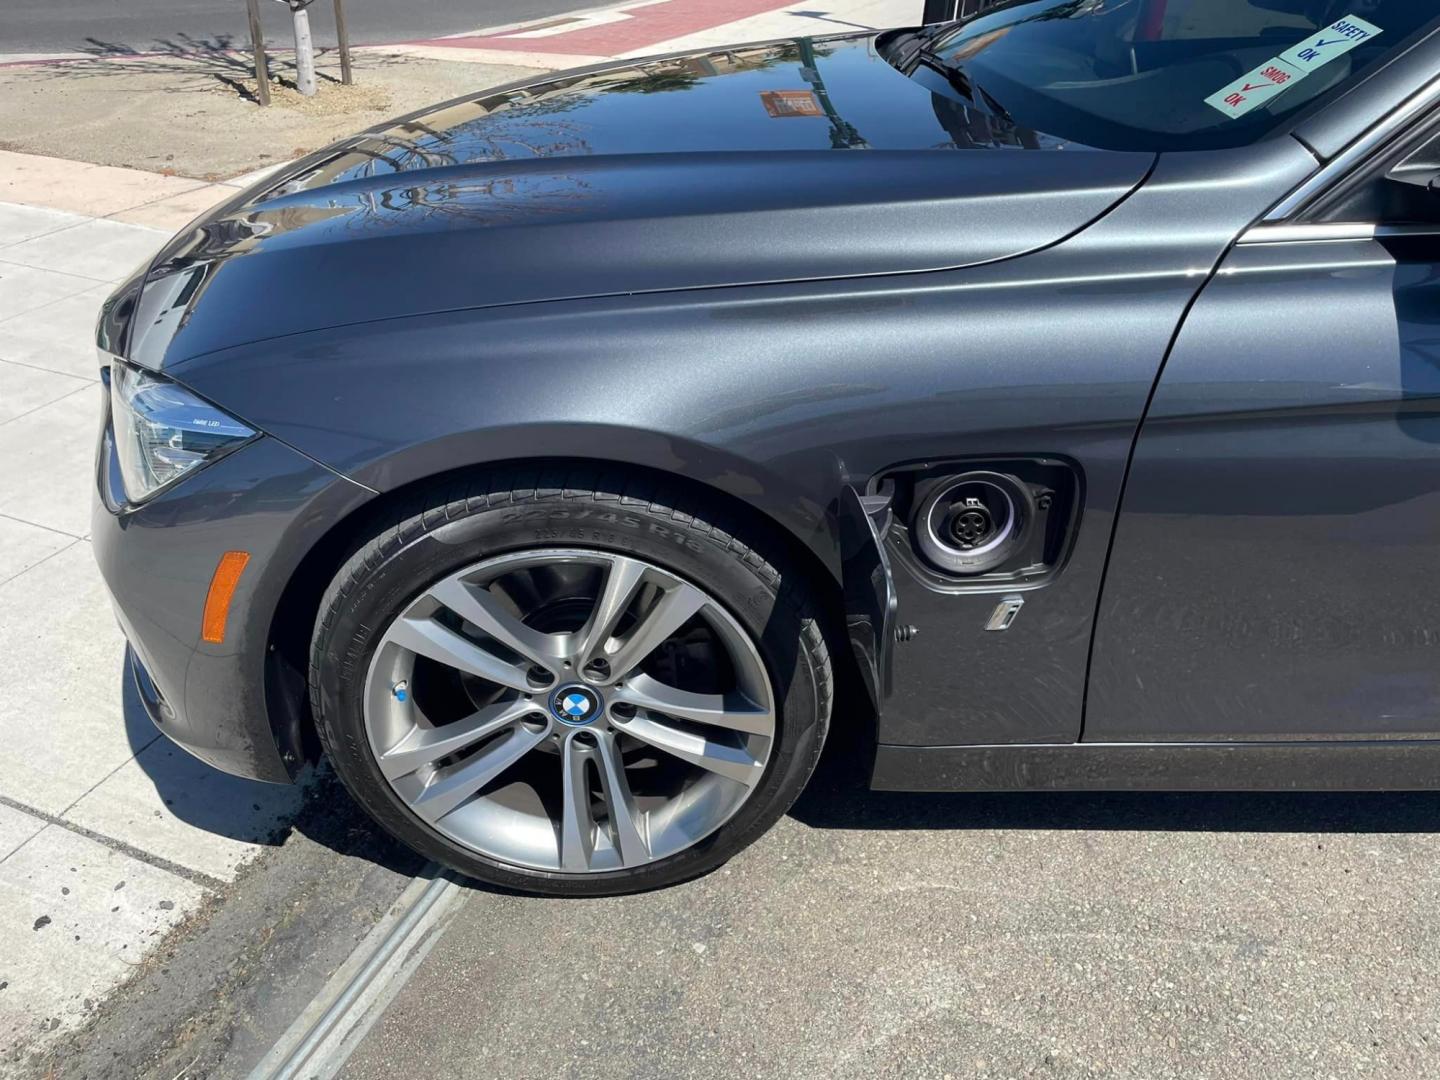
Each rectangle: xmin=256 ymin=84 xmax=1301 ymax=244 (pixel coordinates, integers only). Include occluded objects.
xmin=838 ymin=484 xmax=898 ymax=714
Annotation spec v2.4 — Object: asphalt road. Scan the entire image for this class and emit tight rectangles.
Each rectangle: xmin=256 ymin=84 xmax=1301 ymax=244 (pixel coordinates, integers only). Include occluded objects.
xmin=0 ymin=0 xmax=600 ymax=55
xmin=41 ymin=744 xmax=1440 ymax=1077
xmin=338 ymin=745 xmax=1440 ymax=1079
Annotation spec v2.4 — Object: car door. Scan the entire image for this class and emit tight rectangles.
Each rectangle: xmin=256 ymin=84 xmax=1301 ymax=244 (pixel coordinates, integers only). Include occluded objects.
xmin=1086 ymin=110 xmax=1440 ymax=743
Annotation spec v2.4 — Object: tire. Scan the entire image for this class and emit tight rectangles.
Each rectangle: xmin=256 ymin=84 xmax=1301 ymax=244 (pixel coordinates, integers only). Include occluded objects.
xmin=309 ymin=466 xmax=833 ymax=897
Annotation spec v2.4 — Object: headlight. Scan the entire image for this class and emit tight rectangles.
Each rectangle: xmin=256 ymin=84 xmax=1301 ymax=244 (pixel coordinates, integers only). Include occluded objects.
xmin=109 ymin=359 xmax=256 ymax=503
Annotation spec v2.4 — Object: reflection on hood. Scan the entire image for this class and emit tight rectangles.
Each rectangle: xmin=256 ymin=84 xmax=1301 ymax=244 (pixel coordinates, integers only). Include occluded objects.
xmin=124 ymin=33 xmax=1150 ymax=369
xmin=258 ymin=35 xmax=1076 ymax=203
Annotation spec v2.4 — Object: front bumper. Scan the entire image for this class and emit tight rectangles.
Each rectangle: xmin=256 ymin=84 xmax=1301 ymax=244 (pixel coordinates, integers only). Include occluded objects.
xmin=93 ymin=408 xmax=373 ymax=782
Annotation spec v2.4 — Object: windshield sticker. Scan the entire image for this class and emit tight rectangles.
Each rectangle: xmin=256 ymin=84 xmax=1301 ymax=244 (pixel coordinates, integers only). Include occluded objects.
xmin=1205 ymin=59 xmax=1303 ymax=119
xmin=1278 ymin=15 xmax=1383 ymax=73
xmin=1205 ymin=14 xmax=1383 ymax=119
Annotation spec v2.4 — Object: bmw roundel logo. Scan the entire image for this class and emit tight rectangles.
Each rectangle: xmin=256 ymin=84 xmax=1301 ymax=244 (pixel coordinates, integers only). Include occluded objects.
xmin=550 ymin=684 xmax=602 ymax=726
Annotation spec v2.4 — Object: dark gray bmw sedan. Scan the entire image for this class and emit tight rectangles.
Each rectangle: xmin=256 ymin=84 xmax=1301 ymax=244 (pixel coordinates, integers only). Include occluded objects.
xmin=94 ymin=1 xmax=1440 ymax=895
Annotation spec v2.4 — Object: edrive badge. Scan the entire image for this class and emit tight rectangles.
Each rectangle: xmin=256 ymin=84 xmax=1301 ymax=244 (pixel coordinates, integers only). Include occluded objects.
xmin=551 ymin=684 xmax=602 ymax=726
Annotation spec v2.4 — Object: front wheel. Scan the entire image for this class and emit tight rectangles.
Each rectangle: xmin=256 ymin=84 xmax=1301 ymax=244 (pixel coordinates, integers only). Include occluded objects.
xmin=309 ymin=470 xmax=833 ymax=896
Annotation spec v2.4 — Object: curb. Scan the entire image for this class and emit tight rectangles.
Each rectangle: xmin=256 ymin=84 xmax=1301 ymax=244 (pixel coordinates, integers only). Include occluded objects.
xmin=246 ymin=869 xmax=468 ymax=1080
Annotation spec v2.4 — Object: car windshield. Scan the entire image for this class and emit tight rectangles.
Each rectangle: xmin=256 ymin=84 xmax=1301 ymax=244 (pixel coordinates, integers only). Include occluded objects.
xmin=906 ymin=0 xmax=1440 ymax=151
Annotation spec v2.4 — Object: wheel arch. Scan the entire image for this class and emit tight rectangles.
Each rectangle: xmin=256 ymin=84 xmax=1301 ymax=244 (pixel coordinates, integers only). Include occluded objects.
xmin=265 ymin=455 xmax=859 ymax=769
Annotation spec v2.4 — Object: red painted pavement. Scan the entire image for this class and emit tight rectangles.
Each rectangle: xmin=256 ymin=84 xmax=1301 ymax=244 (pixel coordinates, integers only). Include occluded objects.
xmin=419 ymin=0 xmax=799 ymax=55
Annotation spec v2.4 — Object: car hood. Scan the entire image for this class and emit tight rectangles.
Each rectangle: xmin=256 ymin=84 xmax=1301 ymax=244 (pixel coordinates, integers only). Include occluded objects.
xmin=124 ymin=33 xmax=1154 ymax=368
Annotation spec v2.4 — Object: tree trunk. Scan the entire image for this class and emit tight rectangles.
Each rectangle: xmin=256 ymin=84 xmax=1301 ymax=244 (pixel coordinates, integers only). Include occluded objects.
xmin=246 ymin=0 xmax=270 ymax=105
xmin=291 ymin=2 xmax=317 ymax=97
xmin=334 ymin=0 xmax=352 ymax=84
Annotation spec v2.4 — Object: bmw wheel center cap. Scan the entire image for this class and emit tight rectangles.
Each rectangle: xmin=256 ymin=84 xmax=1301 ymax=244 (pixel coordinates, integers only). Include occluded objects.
xmin=551 ymin=684 xmax=603 ymax=727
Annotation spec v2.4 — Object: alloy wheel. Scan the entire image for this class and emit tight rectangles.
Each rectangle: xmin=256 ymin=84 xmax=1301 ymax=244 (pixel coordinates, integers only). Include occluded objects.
xmin=362 ymin=549 xmax=777 ymax=873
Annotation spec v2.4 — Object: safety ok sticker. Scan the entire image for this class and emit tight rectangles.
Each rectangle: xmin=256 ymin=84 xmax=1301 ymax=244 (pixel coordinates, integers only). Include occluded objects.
xmin=1279 ymin=15 xmax=1383 ymax=73
xmin=1204 ymin=14 xmax=1384 ymax=120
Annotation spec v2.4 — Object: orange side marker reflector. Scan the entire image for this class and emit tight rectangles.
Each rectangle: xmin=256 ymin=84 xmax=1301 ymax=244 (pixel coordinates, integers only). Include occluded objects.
xmin=202 ymin=551 xmax=251 ymax=644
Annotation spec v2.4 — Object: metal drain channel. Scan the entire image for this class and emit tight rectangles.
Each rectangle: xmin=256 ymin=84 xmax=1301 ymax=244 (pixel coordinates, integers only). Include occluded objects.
xmin=249 ymin=867 xmax=467 ymax=1080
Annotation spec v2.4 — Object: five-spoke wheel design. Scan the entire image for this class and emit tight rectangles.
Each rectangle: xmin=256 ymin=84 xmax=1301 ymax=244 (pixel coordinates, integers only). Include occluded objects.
xmin=362 ymin=549 xmax=776 ymax=874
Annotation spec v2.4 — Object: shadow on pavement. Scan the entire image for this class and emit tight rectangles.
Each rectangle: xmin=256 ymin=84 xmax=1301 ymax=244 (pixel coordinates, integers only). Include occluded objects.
xmin=790 ymin=714 xmax=1440 ymax=835
xmin=121 ymin=660 xmax=419 ymax=876
xmin=17 ymin=36 xmax=409 ymax=105
xmin=785 ymin=9 xmax=881 ymax=31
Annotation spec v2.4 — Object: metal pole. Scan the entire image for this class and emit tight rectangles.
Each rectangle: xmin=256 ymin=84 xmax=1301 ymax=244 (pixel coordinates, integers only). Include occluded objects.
xmin=797 ymin=37 xmax=869 ymax=150
xmin=291 ymin=1 xmax=317 ymax=96
xmin=247 ymin=0 xmax=271 ymax=106
xmin=334 ymin=0 xmax=352 ymax=84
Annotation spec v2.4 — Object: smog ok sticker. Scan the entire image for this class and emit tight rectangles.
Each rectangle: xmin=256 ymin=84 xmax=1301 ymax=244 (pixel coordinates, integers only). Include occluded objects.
xmin=1204 ymin=59 xmax=1304 ymax=119
xmin=1204 ymin=14 xmax=1384 ymax=119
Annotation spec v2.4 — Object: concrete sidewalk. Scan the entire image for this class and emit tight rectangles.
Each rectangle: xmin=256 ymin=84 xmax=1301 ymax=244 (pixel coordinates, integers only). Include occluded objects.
xmin=0 ymin=0 xmax=913 ymax=1068
xmin=0 ymin=157 xmax=308 ymax=1069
